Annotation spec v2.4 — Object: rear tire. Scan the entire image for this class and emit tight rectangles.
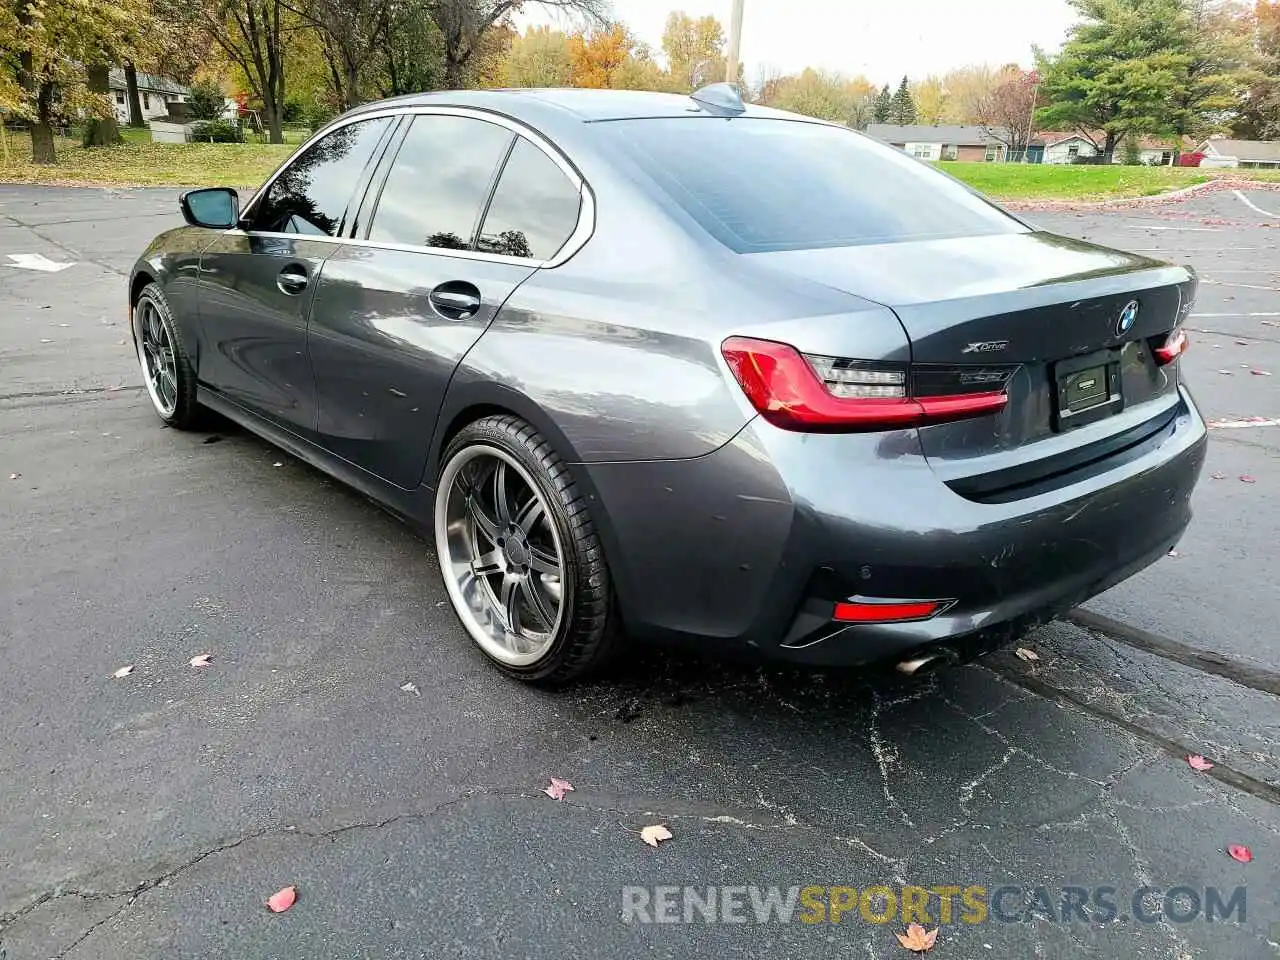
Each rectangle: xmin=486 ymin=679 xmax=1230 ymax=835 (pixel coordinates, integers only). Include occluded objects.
xmin=133 ymin=282 xmax=201 ymax=429
xmin=434 ymin=415 xmax=621 ymax=683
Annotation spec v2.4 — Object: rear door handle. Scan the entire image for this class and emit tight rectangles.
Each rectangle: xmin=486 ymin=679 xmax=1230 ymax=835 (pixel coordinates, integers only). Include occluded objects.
xmin=429 ymin=281 xmax=482 ymax=321
xmin=277 ymin=265 xmax=309 ymax=296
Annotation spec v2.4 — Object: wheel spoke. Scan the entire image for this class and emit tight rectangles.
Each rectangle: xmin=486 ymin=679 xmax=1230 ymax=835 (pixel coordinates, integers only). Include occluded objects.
xmin=520 ymin=577 xmax=556 ymax=631
xmin=467 ymin=496 xmax=500 ymax=542
xmin=471 ymin=550 xmax=504 ymax=577
xmin=491 ymin=461 xmax=513 ymax=525
xmin=528 ymin=544 xmax=559 ymax=575
xmin=498 ymin=574 xmax=521 ymax=634
xmin=514 ymin=496 xmax=544 ymax=536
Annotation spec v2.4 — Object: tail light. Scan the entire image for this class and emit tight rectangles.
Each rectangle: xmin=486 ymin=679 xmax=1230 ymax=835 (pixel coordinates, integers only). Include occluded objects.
xmin=721 ymin=336 xmax=1012 ymax=433
xmin=833 ymin=598 xmax=949 ymax=623
xmin=1154 ymin=328 xmax=1188 ymax=365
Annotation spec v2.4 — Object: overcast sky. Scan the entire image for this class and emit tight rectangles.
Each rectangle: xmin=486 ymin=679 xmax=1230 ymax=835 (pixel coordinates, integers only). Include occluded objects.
xmin=518 ymin=1 xmax=1078 ymax=85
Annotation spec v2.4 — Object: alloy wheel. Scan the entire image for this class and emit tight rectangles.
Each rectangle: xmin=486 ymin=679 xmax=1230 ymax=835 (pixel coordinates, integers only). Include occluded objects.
xmin=135 ymin=299 xmax=179 ymax=418
xmin=436 ymin=444 xmax=567 ymax=666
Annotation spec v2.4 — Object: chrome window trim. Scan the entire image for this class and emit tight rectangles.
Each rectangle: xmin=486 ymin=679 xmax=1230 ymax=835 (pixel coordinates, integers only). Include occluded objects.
xmin=237 ymin=104 xmax=595 ymax=269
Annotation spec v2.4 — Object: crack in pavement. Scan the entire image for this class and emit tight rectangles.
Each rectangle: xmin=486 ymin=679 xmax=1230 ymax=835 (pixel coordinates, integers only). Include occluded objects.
xmin=986 ymin=665 xmax=1280 ymax=806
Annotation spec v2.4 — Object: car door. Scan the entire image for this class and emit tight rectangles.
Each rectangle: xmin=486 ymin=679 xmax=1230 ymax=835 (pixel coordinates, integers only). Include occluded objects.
xmin=196 ymin=116 xmax=395 ymax=435
xmin=306 ymin=113 xmax=585 ymax=489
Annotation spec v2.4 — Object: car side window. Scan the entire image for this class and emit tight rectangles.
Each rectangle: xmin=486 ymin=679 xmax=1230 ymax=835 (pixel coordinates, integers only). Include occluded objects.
xmin=368 ymin=115 xmax=513 ymax=251
xmin=476 ymin=138 xmax=581 ymax=260
xmin=248 ymin=117 xmax=392 ymax=236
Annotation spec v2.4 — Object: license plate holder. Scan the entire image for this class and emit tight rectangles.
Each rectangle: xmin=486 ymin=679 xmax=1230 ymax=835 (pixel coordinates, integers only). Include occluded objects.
xmin=1052 ymin=349 xmax=1124 ymax=431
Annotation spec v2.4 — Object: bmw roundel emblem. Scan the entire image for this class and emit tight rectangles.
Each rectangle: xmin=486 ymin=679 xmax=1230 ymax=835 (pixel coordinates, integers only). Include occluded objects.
xmin=1116 ymin=300 xmax=1140 ymax=336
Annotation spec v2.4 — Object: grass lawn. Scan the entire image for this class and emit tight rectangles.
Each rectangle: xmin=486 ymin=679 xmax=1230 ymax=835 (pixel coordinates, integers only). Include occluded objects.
xmin=941 ymin=161 xmax=1280 ymax=200
xmin=0 ymin=134 xmax=294 ymax=189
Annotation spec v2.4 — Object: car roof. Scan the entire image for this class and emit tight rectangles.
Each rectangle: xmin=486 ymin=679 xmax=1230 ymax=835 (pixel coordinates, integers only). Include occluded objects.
xmin=344 ymin=87 xmax=804 ymax=125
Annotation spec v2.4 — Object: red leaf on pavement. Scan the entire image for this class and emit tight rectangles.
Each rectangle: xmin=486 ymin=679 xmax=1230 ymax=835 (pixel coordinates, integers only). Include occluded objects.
xmin=543 ymin=777 xmax=574 ymax=800
xmin=1240 ymin=475 xmax=1257 ymax=484
xmin=1250 ymin=369 xmax=1272 ymax=376
xmin=266 ymin=885 xmax=297 ymax=912
xmin=1186 ymin=754 xmax=1214 ymax=771
xmin=896 ymin=922 xmax=940 ymax=952
xmin=1227 ymin=845 xmax=1253 ymax=863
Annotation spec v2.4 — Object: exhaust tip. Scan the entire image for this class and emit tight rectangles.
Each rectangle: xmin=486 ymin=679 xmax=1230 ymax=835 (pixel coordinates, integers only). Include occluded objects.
xmin=895 ymin=650 xmax=957 ymax=676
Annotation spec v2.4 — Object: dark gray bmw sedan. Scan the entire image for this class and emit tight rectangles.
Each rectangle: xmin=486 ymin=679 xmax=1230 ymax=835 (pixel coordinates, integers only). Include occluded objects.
xmin=128 ymin=84 xmax=1206 ymax=683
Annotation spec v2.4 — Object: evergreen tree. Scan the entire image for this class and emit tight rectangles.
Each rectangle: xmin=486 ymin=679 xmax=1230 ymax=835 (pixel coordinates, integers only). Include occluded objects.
xmin=873 ymin=83 xmax=892 ymax=123
xmin=889 ymin=75 xmax=917 ymax=124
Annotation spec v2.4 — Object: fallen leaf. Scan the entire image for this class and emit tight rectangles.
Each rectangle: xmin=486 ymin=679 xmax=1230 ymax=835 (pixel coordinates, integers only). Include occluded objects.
xmin=640 ymin=824 xmax=673 ymax=847
xmin=399 ymin=681 xmax=420 ymax=696
xmin=1240 ymin=475 xmax=1257 ymax=484
xmin=1167 ymin=549 xmax=1180 ymax=558
xmin=112 ymin=665 xmax=134 ymax=678
xmin=1187 ymin=754 xmax=1214 ymax=771
xmin=203 ymin=435 xmax=223 ymax=445
xmin=1227 ymin=845 xmax=1253 ymax=863
xmin=1014 ymin=647 xmax=1039 ymax=661
xmin=39 ymin=338 xmax=53 ymax=343
xmin=1235 ymin=339 xmax=1250 ymax=345
xmin=1217 ymin=369 xmax=1232 ymax=375
xmin=273 ymin=461 xmax=284 ymax=468
xmin=189 ymin=654 xmax=213 ymax=668
xmin=543 ymin=777 xmax=574 ymax=800
xmin=8 ymin=472 xmax=19 ymax=480
xmin=1250 ymin=369 xmax=1272 ymax=376
xmin=896 ymin=922 xmax=940 ymax=953
xmin=266 ymin=885 xmax=297 ymax=912
xmin=1211 ymin=472 xmax=1226 ymax=479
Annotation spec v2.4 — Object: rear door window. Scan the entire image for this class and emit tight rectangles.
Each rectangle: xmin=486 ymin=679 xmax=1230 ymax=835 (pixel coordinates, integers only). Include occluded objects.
xmin=368 ymin=115 xmax=513 ymax=250
xmin=601 ymin=118 xmax=1025 ymax=253
xmin=476 ymin=138 xmax=581 ymax=260
xmin=249 ymin=117 xmax=392 ymax=236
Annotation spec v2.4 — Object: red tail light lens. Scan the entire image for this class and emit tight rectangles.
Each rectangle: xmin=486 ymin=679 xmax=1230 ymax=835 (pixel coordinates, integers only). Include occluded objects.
xmin=721 ymin=336 xmax=1009 ymax=432
xmin=1154 ymin=328 xmax=1188 ymax=365
xmin=833 ymin=599 xmax=946 ymax=623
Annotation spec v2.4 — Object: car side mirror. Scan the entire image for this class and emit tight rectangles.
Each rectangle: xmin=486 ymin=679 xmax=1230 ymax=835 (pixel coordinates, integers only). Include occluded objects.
xmin=180 ymin=188 xmax=239 ymax=229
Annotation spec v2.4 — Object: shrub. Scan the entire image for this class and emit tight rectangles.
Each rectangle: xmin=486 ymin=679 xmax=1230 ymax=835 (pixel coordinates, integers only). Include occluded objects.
xmin=187 ymin=81 xmax=226 ymax=122
xmin=191 ymin=119 xmax=244 ymax=143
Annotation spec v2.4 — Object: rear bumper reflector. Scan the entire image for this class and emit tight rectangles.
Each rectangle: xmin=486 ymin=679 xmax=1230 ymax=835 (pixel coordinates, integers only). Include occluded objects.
xmin=833 ymin=599 xmax=948 ymax=623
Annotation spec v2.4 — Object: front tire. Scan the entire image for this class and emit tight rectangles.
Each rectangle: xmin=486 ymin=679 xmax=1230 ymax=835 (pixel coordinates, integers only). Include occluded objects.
xmin=133 ymin=282 xmax=200 ymax=428
xmin=434 ymin=415 xmax=620 ymax=683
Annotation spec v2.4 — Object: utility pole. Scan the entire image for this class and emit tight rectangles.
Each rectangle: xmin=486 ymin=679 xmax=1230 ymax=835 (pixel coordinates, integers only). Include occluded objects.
xmin=726 ymin=0 xmax=745 ymax=86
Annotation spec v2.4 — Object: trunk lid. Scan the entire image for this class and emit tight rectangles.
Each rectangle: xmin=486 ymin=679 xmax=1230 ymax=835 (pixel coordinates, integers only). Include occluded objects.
xmin=750 ymin=232 xmax=1196 ymax=497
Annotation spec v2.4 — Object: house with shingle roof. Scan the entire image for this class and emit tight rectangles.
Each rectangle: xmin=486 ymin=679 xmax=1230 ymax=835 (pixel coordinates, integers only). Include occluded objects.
xmin=1197 ymin=137 xmax=1280 ymax=169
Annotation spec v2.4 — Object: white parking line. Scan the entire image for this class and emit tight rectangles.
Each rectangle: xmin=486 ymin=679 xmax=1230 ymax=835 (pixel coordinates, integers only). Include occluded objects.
xmin=1193 ymin=312 xmax=1280 ymax=318
xmin=1202 ymin=279 xmax=1280 ymax=291
xmin=1208 ymin=417 xmax=1280 ymax=429
xmin=1124 ymin=224 xmax=1222 ymax=231
xmin=1233 ymin=189 xmax=1280 ymax=218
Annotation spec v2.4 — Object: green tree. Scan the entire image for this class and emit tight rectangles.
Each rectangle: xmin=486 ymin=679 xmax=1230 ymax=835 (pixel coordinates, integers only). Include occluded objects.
xmin=378 ymin=0 xmax=446 ymax=95
xmin=888 ymin=75 xmax=916 ymax=124
xmin=502 ymin=25 xmax=572 ymax=86
xmin=1035 ymin=0 xmax=1194 ymax=161
xmin=1238 ymin=0 xmax=1280 ymax=138
xmin=187 ymin=79 xmax=227 ymax=119
xmin=200 ymin=0 xmax=291 ymax=143
xmin=661 ymin=10 xmax=725 ymax=91
xmin=872 ymin=83 xmax=892 ymax=122
xmin=2 ymin=0 xmax=154 ymax=161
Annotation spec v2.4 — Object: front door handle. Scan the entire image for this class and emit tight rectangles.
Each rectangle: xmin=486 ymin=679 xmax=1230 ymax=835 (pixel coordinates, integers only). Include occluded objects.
xmin=277 ymin=265 xmax=309 ymax=296
xmin=429 ymin=281 xmax=482 ymax=321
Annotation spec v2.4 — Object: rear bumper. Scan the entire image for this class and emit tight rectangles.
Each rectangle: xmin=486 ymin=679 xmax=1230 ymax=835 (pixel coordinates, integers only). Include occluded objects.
xmin=580 ymin=386 xmax=1206 ymax=666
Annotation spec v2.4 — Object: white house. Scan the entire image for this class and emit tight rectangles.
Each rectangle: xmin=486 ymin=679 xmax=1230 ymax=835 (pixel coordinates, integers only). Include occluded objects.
xmin=107 ymin=70 xmax=191 ymax=123
xmin=1042 ymin=133 xmax=1177 ymax=165
xmin=1197 ymin=137 xmax=1280 ymax=169
xmin=1042 ymin=134 xmax=1100 ymax=164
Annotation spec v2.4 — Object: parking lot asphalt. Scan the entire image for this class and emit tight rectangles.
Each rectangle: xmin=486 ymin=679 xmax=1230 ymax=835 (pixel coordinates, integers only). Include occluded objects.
xmin=1 ymin=184 xmax=1277 ymax=959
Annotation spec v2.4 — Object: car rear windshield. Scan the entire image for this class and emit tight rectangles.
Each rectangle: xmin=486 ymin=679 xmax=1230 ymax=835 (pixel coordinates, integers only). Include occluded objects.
xmin=601 ymin=118 xmax=1025 ymax=253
